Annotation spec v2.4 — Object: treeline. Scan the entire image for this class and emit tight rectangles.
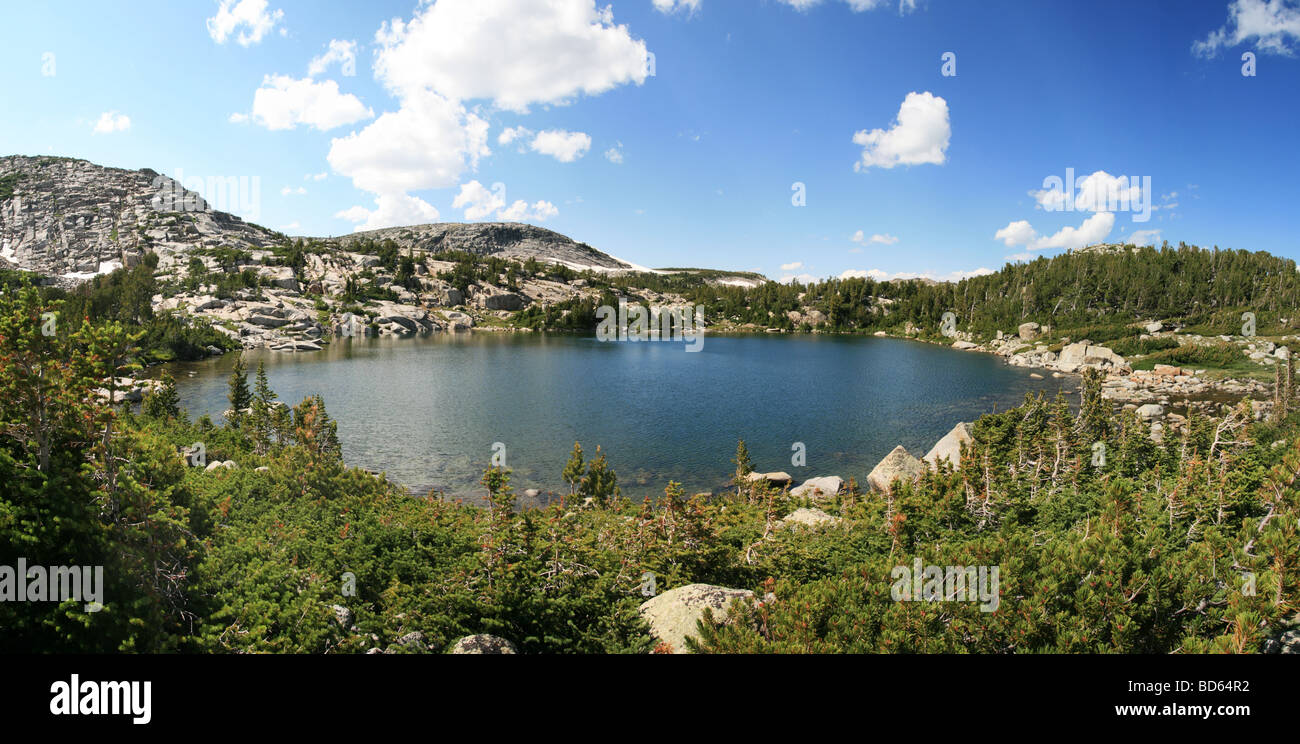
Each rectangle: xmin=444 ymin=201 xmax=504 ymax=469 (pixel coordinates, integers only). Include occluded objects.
xmin=607 ymin=243 xmax=1300 ymax=337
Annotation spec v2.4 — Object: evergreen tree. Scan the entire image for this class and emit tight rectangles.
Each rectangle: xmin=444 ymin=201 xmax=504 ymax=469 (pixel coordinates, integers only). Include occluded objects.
xmin=226 ymin=357 xmax=252 ymax=429
xmin=142 ymin=370 xmax=180 ymax=419
xmin=562 ymin=441 xmax=584 ymax=496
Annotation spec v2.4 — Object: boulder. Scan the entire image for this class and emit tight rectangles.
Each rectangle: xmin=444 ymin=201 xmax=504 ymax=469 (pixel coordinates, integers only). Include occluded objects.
xmin=638 ymin=584 xmax=754 ymax=653
xmin=923 ymin=422 xmax=974 ymax=469
xmin=951 ymin=340 xmax=978 ymax=350
xmin=868 ymin=445 xmax=924 ymax=493
xmin=448 ymin=634 xmax=519 ymax=655
xmin=331 ymin=604 xmax=354 ymax=629
xmin=779 ymin=508 xmax=842 ymax=529
xmin=1136 ymin=403 xmax=1165 ymax=420
xmin=790 ymin=475 xmax=843 ymax=500
xmin=1018 ymin=322 xmax=1040 ymax=341
xmin=745 ymin=471 xmax=793 ymax=488
xmin=1145 ymin=322 xmax=1164 ymax=334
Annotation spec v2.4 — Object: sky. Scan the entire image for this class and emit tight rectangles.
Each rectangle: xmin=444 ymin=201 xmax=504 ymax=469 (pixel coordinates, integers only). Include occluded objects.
xmin=1 ymin=0 xmax=1298 ymax=282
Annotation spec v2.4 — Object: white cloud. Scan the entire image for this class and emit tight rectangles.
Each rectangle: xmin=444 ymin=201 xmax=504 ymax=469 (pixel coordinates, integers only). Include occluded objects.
xmin=851 ymin=230 xmax=898 ymax=245
xmin=840 ymin=267 xmax=994 ymax=283
xmin=306 ymin=172 xmax=327 ymax=181
xmin=308 ymin=39 xmax=358 ymax=77
xmin=334 ymin=193 xmax=440 ymax=232
xmin=328 ymin=89 xmax=489 ymax=195
xmin=207 ymin=0 xmax=284 ymax=47
xmin=1030 ymin=170 xmax=1146 ymax=213
xmin=244 ymin=74 xmax=373 ymax=131
xmin=995 ymin=212 xmax=1116 ymax=252
xmin=778 ymin=0 xmax=917 ymax=13
xmin=780 ymin=261 xmax=804 ymax=271
xmin=1128 ymin=229 xmax=1162 ymax=247
xmin=280 ymin=186 xmax=306 ymax=196
xmin=281 ymin=221 xmax=300 ymax=231
xmin=373 ymin=0 xmax=652 ymax=113
xmin=452 ymin=181 xmax=507 ymax=220
xmin=500 ymin=199 xmax=559 ymax=221
xmin=453 ymin=181 xmax=558 ymax=222
xmin=498 ymin=126 xmax=533 ymax=146
xmin=92 ymin=111 xmax=131 ymax=134
xmin=653 ymin=0 xmax=701 ymax=13
xmin=604 ymin=144 xmax=624 ymax=163
xmin=529 ymin=129 xmax=592 ymax=162
xmin=1194 ymin=0 xmax=1300 ymax=57
xmin=853 ymin=91 xmax=950 ymax=171
xmin=228 ymin=112 xmax=249 ymax=124
xmin=780 ymin=273 xmax=820 ymax=284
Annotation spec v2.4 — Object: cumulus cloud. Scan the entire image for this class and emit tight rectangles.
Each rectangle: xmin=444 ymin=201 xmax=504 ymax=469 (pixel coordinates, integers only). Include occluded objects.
xmin=853 ymin=91 xmax=950 ymax=171
xmin=498 ymin=126 xmax=533 ymax=146
xmin=308 ymin=39 xmax=358 ymax=77
xmin=604 ymin=144 xmax=624 ymax=163
xmin=1128 ymin=229 xmax=1163 ymax=247
xmin=1194 ymin=0 xmax=1300 ymax=57
xmin=851 ymin=230 xmax=899 ymax=245
xmin=778 ymin=0 xmax=918 ymax=13
xmin=994 ymin=212 xmax=1116 ymax=252
xmin=452 ymin=181 xmax=558 ymax=222
xmin=373 ymin=0 xmax=652 ymax=113
xmin=780 ymin=261 xmax=804 ymax=271
xmin=207 ymin=0 xmax=284 ymax=47
xmin=530 ymin=129 xmax=592 ymax=162
xmin=92 ymin=111 xmax=130 ymax=134
xmin=335 ymin=193 xmax=441 ymax=232
xmin=653 ymin=0 xmax=701 ymax=13
xmin=280 ymin=186 xmax=306 ymax=196
xmin=329 ymin=0 xmax=644 ymax=231
xmin=1030 ymin=170 xmax=1146 ymax=213
xmin=328 ymin=89 xmax=489 ymax=195
xmin=840 ymin=267 xmax=994 ymax=283
xmin=241 ymin=75 xmax=373 ymax=131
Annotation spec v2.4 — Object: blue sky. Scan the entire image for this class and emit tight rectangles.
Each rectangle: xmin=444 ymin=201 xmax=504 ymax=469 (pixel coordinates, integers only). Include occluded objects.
xmin=2 ymin=0 xmax=1297 ymax=281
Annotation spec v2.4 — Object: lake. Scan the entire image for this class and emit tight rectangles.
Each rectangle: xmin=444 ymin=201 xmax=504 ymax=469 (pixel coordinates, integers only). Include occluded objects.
xmin=161 ymin=333 xmax=1075 ymax=504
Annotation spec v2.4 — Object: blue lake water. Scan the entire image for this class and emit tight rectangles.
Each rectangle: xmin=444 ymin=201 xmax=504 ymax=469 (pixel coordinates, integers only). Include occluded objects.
xmin=163 ymin=333 xmax=1075 ymax=504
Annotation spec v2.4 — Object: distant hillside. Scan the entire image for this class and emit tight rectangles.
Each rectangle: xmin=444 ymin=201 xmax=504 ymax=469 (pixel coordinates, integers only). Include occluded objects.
xmin=323 ymin=222 xmax=632 ymax=271
xmin=0 ymin=155 xmax=289 ymax=284
xmin=0 ymin=155 xmax=632 ymax=281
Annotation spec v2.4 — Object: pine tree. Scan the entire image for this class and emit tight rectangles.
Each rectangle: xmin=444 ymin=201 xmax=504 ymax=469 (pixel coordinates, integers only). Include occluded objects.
xmin=142 ymin=370 xmax=180 ymax=419
xmin=226 ymin=357 xmax=252 ymax=429
xmin=733 ymin=439 xmax=754 ymax=479
xmin=578 ymin=446 xmax=619 ymax=505
xmin=249 ymin=361 xmax=276 ymax=453
xmin=561 ymin=441 xmax=584 ymax=496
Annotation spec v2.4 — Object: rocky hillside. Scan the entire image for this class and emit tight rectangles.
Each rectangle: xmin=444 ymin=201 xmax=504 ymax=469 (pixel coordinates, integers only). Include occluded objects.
xmin=0 ymin=155 xmax=281 ymax=283
xmin=324 ymin=222 xmax=632 ymax=271
xmin=0 ymin=155 xmax=676 ymax=353
xmin=0 ymin=156 xmax=634 ymax=282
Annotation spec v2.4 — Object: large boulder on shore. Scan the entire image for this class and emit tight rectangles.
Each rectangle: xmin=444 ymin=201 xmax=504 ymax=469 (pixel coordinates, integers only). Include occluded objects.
xmin=779 ymin=507 xmax=842 ymax=529
xmin=745 ymin=471 xmax=792 ymax=488
xmin=638 ymin=584 xmax=753 ymax=653
xmin=448 ymin=634 xmax=518 ymax=654
xmin=923 ymin=422 xmax=974 ymax=469
xmin=790 ymin=476 xmax=843 ymax=500
xmin=868 ymin=446 xmax=924 ymax=493
xmin=1018 ymin=322 xmax=1041 ymax=341
xmin=1056 ymin=342 xmax=1128 ymax=373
